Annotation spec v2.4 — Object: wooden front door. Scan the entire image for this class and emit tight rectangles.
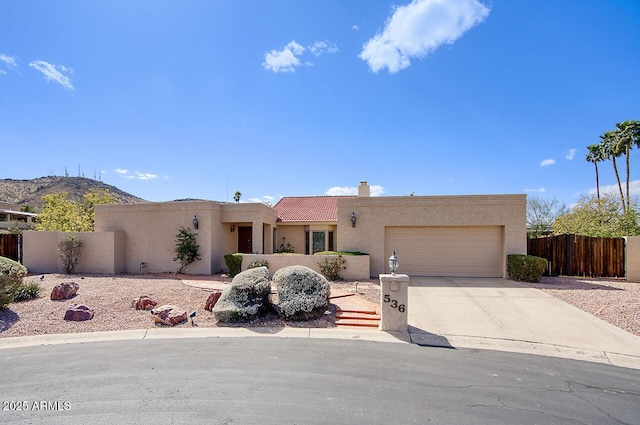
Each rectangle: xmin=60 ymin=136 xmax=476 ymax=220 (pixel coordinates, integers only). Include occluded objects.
xmin=238 ymin=226 xmax=253 ymax=253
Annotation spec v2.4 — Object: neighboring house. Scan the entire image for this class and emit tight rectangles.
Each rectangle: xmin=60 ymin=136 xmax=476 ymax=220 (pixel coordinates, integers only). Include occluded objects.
xmin=0 ymin=202 xmax=37 ymax=232
xmin=23 ymin=182 xmax=527 ymax=278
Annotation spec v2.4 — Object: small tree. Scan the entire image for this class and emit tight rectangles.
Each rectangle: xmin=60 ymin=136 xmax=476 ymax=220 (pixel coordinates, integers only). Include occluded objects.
xmin=526 ymin=196 xmax=568 ymax=238
xmin=174 ymin=226 xmax=200 ymax=273
xmin=58 ymin=235 xmax=83 ymax=274
xmin=234 ymin=191 xmax=242 ymax=203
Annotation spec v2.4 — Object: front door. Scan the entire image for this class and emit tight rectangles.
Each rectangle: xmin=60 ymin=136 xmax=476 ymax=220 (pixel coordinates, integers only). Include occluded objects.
xmin=238 ymin=226 xmax=253 ymax=253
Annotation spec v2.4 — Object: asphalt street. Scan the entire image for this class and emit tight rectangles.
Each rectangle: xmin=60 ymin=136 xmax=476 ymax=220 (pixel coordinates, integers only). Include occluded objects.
xmin=1 ymin=337 xmax=638 ymax=424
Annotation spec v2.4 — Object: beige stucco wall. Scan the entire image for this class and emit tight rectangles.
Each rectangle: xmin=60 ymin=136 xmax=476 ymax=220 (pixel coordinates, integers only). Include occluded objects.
xmin=337 ymin=194 xmax=527 ymax=277
xmin=241 ymin=253 xmax=370 ymax=280
xmin=626 ymin=236 xmax=640 ymax=282
xmin=95 ymin=201 xmax=278 ymax=275
xmin=23 ymin=231 xmax=125 ymax=274
xmin=275 ymin=225 xmax=306 ymax=254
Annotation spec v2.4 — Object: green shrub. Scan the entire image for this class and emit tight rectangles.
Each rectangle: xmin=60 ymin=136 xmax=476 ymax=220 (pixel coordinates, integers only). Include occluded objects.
xmin=58 ymin=235 xmax=83 ymax=274
xmin=248 ymin=259 xmax=269 ymax=270
xmin=318 ymin=255 xmax=347 ymax=281
xmin=224 ymin=253 xmax=243 ymax=277
xmin=507 ymin=254 xmax=547 ymax=283
xmin=173 ymin=226 xmax=201 ymax=273
xmin=13 ymin=281 xmax=41 ymax=302
xmin=0 ymin=256 xmax=28 ymax=309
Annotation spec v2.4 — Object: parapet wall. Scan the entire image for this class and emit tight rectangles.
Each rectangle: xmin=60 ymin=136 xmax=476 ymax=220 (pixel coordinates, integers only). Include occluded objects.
xmin=241 ymin=254 xmax=370 ymax=280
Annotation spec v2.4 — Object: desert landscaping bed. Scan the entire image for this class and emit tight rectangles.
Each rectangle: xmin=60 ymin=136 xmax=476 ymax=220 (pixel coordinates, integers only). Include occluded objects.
xmin=0 ymin=274 xmax=381 ymax=338
xmin=1 ymin=274 xmax=637 ymax=338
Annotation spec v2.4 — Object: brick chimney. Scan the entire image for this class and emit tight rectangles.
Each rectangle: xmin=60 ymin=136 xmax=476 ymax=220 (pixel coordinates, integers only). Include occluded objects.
xmin=358 ymin=181 xmax=370 ymax=197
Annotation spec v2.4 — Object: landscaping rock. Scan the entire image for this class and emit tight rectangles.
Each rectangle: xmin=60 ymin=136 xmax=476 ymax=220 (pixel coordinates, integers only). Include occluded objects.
xmin=212 ymin=267 xmax=270 ymax=322
xmin=64 ymin=304 xmax=94 ymax=321
xmin=204 ymin=291 xmax=222 ymax=311
xmin=132 ymin=295 xmax=157 ymax=311
xmin=272 ymin=265 xmax=330 ymax=321
xmin=51 ymin=282 xmax=79 ymax=300
xmin=151 ymin=305 xmax=188 ymax=326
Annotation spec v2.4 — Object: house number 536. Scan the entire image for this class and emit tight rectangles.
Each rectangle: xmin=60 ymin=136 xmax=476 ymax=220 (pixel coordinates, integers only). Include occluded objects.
xmin=383 ymin=294 xmax=405 ymax=313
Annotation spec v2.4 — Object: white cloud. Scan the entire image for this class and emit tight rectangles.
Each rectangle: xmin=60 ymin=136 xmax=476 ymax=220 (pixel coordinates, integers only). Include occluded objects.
xmin=262 ymin=40 xmax=305 ymax=72
xmin=359 ymin=0 xmax=490 ymax=74
xmin=29 ymin=60 xmax=74 ymax=91
xmin=540 ymin=159 xmax=555 ymax=167
xmin=0 ymin=54 xmax=17 ymax=70
xmin=114 ymin=169 xmax=159 ymax=181
xmin=0 ymin=70 xmax=6 ymax=75
xmin=565 ymin=149 xmax=577 ymax=160
xmin=524 ymin=187 xmax=546 ymax=193
xmin=325 ymin=185 xmax=385 ymax=196
xmin=352 ymin=25 xmax=360 ymax=31
xmin=263 ymin=39 xmax=338 ymax=72
xmin=309 ymin=40 xmax=338 ymax=56
xmin=588 ymin=180 xmax=640 ymax=197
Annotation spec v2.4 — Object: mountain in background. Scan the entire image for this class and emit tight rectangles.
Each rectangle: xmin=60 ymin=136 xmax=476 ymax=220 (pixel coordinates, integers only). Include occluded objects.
xmin=0 ymin=176 xmax=148 ymax=209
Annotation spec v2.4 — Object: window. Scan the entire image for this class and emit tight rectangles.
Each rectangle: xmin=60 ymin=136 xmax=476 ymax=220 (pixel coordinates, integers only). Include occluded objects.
xmin=0 ymin=214 xmax=6 ymax=222
xmin=328 ymin=231 xmax=334 ymax=251
xmin=313 ymin=231 xmax=325 ymax=253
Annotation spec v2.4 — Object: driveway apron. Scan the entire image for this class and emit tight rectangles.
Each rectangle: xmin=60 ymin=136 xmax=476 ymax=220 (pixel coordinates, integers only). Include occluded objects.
xmin=407 ymin=277 xmax=640 ymax=364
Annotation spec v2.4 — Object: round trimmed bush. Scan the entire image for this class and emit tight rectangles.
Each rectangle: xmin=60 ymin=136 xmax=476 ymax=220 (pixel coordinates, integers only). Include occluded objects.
xmin=0 ymin=256 xmax=28 ymax=309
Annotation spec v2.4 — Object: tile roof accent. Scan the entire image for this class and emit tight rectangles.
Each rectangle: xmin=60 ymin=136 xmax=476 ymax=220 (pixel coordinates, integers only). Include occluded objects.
xmin=274 ymin=196 xmax=355 ymax=223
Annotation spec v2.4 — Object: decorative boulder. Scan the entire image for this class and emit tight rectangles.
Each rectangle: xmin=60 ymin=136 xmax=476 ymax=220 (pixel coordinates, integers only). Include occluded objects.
xmin=64 ymin=304 xmax=94 ymax=321
xmin=132 ymin=295 xmax=157 ymax=311
xmin=204 ymin=291 xmax=222 ymax=311
xmin=151 ymin=305 xmax=187 ymax=326
xmin=51 ymin=282 xmax=79 ymax=300
xmin=212 ymin=267 xmax=270 ymax=322
xmin=272 ymin=265 xmax=330 ymax=321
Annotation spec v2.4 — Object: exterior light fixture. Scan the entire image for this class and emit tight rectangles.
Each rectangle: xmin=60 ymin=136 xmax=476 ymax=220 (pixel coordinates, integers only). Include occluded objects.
xmin=230 ymin=223 xmax=236 ymax=233
xmin=389 ymin=250 xmax=398 ymax=275
xmin=192 ymin=215 xmax=199 ymax=230
xmin=351 ymin=211 xmax=357 ymax=228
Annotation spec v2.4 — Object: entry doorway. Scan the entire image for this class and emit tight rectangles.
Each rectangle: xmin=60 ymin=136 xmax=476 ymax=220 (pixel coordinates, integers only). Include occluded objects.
xmin=238 ymin=226 xmax=253 ymax=253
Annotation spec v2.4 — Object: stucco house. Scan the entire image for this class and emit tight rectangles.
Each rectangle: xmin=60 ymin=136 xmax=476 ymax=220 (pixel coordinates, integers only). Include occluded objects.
xmin=23 ymin=182 xmax=527 ymax=278
xmin=0 ymin=202 xmax=37 ymax=232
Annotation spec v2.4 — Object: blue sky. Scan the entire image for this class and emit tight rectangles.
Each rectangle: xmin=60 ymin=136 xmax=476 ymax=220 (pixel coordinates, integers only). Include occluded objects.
xmin=1 ymin=0 xmax=639 ymax=206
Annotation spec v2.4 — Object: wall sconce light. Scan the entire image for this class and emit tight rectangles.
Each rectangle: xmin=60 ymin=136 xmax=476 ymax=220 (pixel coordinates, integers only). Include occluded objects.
xmin=230 ymin=223 xmax=236 ymax=233
xmin=351 ymin=211 xmax=357 ymax=228
xmin=192 ymin=215 xmax=199 ymax=230
xmin=389 ymin=250 xmax=398 ymax=275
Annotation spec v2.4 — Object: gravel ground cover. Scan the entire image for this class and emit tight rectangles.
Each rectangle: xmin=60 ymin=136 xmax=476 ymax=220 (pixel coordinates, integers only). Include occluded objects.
xmin=0 ymin=274 xmax=380 ymax=338
xmin=1 ymin=274 xmax=637 ymax=338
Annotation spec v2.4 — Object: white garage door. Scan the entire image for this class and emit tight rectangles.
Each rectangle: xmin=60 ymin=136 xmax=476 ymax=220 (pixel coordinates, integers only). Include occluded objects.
xmin=385 ymin=226 xmax=503 ymax=277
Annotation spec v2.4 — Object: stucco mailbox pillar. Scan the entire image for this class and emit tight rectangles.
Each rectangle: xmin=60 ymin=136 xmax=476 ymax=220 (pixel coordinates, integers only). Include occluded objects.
xmin=379 ymin=274 xmax=409 ymax=332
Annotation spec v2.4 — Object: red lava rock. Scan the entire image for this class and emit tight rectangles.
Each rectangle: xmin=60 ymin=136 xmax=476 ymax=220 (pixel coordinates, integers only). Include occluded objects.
xmin=64 ymin=304 xmax=94 ymax=321
xmin=204 ymin=291 xmax=222 ymax=311
xmin=132 ymin=295 xmax=157 ymax=311
xmin=152 ymin=305 xmax=187 ymax=326
xmin=51 ymin=282 xmax=79 ymax=300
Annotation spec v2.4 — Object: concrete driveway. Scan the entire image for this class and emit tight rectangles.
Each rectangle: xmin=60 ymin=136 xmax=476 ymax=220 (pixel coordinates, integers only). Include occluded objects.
xmin=407 ymin=277 xmax=640 ymax=369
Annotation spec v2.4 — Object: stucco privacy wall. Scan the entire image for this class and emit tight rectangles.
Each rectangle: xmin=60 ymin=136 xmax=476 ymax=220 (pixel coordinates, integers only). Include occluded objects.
xmin=241 ymin=254 xmax=370 ymax=280
xmin=626 ymin=236 xmax=640 ymax=282
xmin=23 ymin=231 xmax=125 ymax=274
xmin=95 ymin=201 xmax=278 ymax=274
xmin=336 ymin=195 xmax=527 ymax=277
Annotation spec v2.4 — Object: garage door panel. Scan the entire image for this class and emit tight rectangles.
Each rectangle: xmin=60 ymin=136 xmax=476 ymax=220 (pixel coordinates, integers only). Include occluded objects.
xmin=386 ymin=226 xmax=502 ymax=277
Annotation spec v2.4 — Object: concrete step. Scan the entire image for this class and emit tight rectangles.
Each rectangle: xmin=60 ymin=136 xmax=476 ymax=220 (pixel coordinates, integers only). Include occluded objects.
xmin=335 ymin=319 xmax=380 ymax=328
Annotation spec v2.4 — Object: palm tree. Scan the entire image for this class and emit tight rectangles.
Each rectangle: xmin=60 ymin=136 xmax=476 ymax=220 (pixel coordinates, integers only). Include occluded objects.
xmin=600 ymin=130 xmax=626 ymax=212
xmin=233 ymin=191 xmax=241 ymax=203
xmin=615 ymin=120 xmax=640 ymax=209
xmin=586 ymin=144 xmax=605 ymax=200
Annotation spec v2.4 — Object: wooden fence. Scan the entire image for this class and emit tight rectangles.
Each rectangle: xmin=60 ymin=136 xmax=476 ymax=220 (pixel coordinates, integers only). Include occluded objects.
xmin=0 ymin=234 xmax=21 ymax=262
xmin=527 ymin=234 xmax=625 ymax=277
